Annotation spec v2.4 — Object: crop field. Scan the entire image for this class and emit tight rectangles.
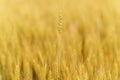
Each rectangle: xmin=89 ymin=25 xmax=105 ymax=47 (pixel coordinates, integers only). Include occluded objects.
xmin=0 ymin=0 xmax=120 ymax=80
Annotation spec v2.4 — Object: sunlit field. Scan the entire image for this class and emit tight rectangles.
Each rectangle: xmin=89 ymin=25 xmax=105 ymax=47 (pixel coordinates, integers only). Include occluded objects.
xmin=0 ymin=0 xmax=120 ymax=80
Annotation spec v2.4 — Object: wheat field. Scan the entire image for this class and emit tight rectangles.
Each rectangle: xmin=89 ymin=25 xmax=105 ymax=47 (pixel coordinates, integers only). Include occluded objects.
xmin=0 ymin=0 xmax=120 ymax=80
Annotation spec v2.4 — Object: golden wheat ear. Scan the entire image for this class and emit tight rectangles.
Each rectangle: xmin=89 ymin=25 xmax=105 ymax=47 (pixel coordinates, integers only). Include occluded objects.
xmin=0 ymin=0 xmax=120 ymax=80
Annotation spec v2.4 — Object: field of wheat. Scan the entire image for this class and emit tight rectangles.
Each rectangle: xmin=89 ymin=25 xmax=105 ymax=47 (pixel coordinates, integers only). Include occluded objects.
xmin=0 ymin=0 xmax=120 ymax=80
